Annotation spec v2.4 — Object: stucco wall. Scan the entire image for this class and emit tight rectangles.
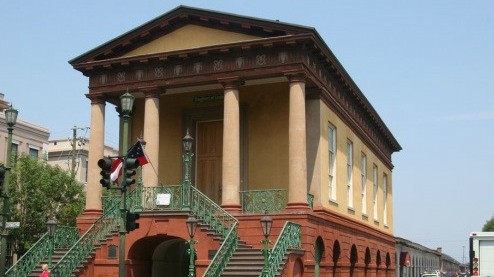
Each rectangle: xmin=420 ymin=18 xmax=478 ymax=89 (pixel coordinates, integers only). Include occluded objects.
xmin=122 ymin=24 xmax=261 ymax=58
xmin=317 ymin=99 xmax=394 ymax=233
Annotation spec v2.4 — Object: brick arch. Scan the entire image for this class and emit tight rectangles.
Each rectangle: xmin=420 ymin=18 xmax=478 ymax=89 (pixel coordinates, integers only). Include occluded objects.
xmin=365 ymin=247 xmax=372 ymax=266
xmin=315 ymin=236 xmax=325 ymax=263
xmin=350 ymin=244 xmax=358 ymax=277
xmin=127 ymin=235 xmax=189 ymax=276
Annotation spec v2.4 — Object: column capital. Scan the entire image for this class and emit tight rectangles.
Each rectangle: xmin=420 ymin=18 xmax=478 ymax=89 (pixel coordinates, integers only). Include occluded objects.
xmin=218 ymin=77 xmax=244 ymax=90
xmin=283 ymin=70 xmax=306 ymax=83
xmin=139 ymin=86 xmax=164 ymax=98
xmin=86 ymin=94 xmax=106 ymax=105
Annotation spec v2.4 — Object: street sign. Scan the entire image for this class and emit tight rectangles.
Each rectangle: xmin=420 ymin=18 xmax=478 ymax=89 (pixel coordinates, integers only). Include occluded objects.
xmin=5 ymin=222 xmax=20 ymax=229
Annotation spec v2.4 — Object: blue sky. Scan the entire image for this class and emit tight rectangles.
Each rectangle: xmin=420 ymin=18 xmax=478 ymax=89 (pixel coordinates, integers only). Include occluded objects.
xmin=1 ymin=0 xmax=493 ymax=263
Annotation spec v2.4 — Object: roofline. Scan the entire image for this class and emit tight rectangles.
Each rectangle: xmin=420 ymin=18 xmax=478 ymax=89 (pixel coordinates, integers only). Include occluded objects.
xmin=69 ymin=5 xmax=316 ymax=65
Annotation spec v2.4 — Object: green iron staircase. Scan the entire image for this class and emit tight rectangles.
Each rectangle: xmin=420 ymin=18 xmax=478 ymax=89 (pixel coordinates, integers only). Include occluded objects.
xmin=5 ymin=226 xmax=79 ymax=277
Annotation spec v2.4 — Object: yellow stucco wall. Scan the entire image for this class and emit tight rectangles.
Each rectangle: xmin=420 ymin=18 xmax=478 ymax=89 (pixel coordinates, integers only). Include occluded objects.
xmin=121 ymin=24 xmax=262 ymax=58
xmin=241 ymin=83 xmax=289 ymax=190
xmin=316 ymin=100 xmax=394 ymax=233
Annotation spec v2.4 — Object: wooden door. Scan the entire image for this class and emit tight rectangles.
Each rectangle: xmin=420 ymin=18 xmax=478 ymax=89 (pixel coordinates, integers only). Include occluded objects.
xmin=196 ymin=120 xmax=223 ymax=204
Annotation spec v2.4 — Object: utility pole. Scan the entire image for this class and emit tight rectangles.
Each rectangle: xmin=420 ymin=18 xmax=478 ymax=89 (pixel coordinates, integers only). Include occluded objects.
xmin=69 ymin=126 xmax=89 ymax=179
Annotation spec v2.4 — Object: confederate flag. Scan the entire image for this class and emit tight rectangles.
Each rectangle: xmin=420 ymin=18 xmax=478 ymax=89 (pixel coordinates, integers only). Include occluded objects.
xmin=110 ymin=141 xmax=149 ymax=182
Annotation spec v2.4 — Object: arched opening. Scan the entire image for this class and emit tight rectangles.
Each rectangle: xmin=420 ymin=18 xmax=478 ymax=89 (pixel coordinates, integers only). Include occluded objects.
xmin=385 ymin=252 xmax=391 ymax=269
xmin=314 ymin=237 xmax=324 ymax=277
xmin=332 ymin=240 xmax=341 ymax=276
xmin=364 ymin=247 xmax=371 ymax=277
xmin=128 ymin=235 xmax=190 ymax=277
xmin=350 ymin=245 xmax=358 ymax=277
xmin=376 ymin=250 xmax=381 ymax=275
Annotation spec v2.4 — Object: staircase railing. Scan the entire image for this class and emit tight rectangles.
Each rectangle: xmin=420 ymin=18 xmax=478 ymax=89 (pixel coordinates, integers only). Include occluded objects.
xmin=190 ymin=186 xmax=238 ymax=277
xmin=191 ymin=186 xmax=237 ymax=237
xmin=203 ymin=223 xmax=238 ymax=277
xmin=50 ymin=197 xmax=122 ymax=276
xmin=5 ymin=226 xmax=79 ymax=277
xmin=263 ymin=221 xmax=302 ymax=277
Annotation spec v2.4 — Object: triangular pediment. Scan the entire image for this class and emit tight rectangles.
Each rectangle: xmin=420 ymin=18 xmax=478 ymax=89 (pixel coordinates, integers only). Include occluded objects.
xmin=70 ymin=6 xmax=316 ymax=65
xmin=120 ymin=24 xmax=262 ymax=58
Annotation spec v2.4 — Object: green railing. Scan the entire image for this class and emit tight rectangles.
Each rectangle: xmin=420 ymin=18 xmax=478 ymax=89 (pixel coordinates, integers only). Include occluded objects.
xmin=191 ymin=187 xmax=237 ymax=237
xmin=103 ymin=185 xmax=182 ymax=213
xmin=5 ymin=226 xmax=79 ymax=277
xmin=263 ymin=221 xmax=302 ymax=277
xmin=190 ymin=186 xmax=238 ymax=276
xmin=241 ymin=190 xmax=314 ymax=214
xmin=50 ymin=197 xmax=122 ymax=276
xmin=240 ymin=189 xmax=287 ymax=214
xmin=140 ymin=185 xmax=182 ymax=210
xmin=307 ymin=193 xmax=314 ymax=210
xmin=203 ymin=223 xmax=238 ymax=277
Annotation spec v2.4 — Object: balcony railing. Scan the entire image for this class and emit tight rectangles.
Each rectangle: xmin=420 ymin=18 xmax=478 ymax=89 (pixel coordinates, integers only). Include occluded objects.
xmin=103 ymin=187 xmax=314 ymax=214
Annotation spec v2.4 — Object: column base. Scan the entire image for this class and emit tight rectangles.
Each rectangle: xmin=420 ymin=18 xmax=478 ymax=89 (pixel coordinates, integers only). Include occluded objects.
xmin=76 ymin=209 xmax=103 ymax=235
xmin=285 ymin=202 xmax=310 ymax=211
xmin=221 ymin=204 xmax=242 ymax=213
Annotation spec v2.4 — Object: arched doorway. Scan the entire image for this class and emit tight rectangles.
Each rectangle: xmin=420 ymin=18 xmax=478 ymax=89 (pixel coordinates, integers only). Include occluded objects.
xmin=364 ymin=247 xmax=371 ymax=277
xmin=314 ymin=237 xmax=324 ymax=277
xmin=332 ymin=240 xmax=341 ymax=276
xmin=350 ymin=245 xmax=358 ymax=277
xmin=128 ymin=235 xmax=191 ymax=277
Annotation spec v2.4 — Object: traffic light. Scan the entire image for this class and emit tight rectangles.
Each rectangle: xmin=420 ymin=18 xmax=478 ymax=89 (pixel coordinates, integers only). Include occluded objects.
xmin=123 ymin=158 xmax=139 ymax=187
xmin=97 ymin=157 xmax=113 ymax=189
xmin=0 ymin=166 xmax=6 ymax=191
xmin=126 ymin=211 xmax=140 ymax=232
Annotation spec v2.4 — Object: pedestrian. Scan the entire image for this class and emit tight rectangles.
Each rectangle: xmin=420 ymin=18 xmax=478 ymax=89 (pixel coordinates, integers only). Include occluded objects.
xmin=39 ymin=264 xmax=50 ymax=277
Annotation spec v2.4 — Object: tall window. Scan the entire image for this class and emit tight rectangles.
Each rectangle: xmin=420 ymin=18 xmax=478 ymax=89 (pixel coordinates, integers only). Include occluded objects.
xmin=346 ymin=140 xmax=353 ymax=208
xmin=383 ymin=173 xmax=388 ymax=226
xmin=29 ymin=147 xmax=39 ymax=159
xmin=373 ymin=164 xmax=378 ymax=221
xmin=361 ymin=153 xmax=367 ymax=215
xmin=10 ymin=143 xmax=19 ymax=163
xmin=328 ymin=124 xmax=336 ymax=201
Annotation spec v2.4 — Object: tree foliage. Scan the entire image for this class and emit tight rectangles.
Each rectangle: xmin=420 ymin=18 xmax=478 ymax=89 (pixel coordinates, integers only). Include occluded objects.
xmin=483 ymin=216 xmax=494 ymax=232
xmin=7 ymin=155 xmax=85 ymax=253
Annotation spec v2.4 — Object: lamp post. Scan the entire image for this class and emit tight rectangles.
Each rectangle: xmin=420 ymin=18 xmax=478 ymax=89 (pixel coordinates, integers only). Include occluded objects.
xmin=118 ymin=92 xmax=134 ymax=277
xmin=181 ymin=129 xmax=194 ymax=210
xmin=186 ymin=214 xmax=198 ymax=277
xmin=260 ymin=212 xmax=273 ymax=277
xmin=0 ymin=105 xmax=18 ymax=277
xmin=46 ymin=219 xmax=57 ymax=268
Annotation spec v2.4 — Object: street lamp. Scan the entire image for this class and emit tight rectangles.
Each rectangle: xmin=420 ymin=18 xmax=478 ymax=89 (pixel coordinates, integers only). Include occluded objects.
xmin=0 ymin=104 xmax=18 ymax=277
xmin=186 ymin=215 xmax=198 ymax=277
xmin=118 ymin=91 xmax=134 ymax=277
xmin=260 ymin=212 xmax=273 ymax=277
xmin=181 ymin=129 xmax=194 ymax=210
xmin=46 ymin=219 xmax=57 ymax=268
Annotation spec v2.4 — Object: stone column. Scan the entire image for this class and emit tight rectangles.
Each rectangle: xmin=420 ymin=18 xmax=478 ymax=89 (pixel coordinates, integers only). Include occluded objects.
xmin=287 ymin=74 xmax=309 ymax=209
xmin=220 ymin=78 xmax=242 ymax=212
xmin=77 ymin=96 xmax=105 ymax=234
xmin=143 ymin=91 xmax=160 ymax=187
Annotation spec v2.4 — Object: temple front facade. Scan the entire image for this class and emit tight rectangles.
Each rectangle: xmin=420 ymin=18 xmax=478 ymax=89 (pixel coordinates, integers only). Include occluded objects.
xmin=67 ymin=6 xmax=401 ymax=277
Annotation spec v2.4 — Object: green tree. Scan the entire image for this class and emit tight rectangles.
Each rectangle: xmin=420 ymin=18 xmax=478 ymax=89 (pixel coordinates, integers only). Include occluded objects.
xmin=483 ymin=216 xmax=494 ymax=232
xmin=7 ymin=155 xmax=85 ymax=254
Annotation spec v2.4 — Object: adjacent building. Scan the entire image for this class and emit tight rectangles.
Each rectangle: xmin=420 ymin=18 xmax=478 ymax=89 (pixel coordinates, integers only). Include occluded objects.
xmin=0 ymin=94 xmax=49 ymax=163
xmin=67 ymin=6 xmax=403 ymax=276
xmin=47 ymin=137 xmax=119 ymax=186
xmin=396 ymin=237 xmax=461 ymax=277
